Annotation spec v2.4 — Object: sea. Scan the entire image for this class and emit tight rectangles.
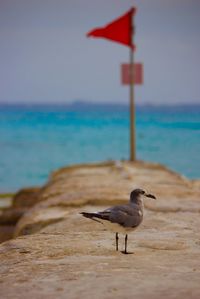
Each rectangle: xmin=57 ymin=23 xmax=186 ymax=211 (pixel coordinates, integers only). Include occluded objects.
xmin=0 ymin=102 xmax=200 ymax=193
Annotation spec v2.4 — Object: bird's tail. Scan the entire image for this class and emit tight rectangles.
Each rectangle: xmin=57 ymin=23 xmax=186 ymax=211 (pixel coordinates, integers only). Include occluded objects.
xmin=80 ymin=212 xmax=103 ymax=223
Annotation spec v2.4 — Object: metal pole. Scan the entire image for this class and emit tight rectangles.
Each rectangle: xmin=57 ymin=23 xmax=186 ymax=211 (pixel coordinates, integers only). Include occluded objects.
xmin=129 ymin=18 xmax=136 ymax=161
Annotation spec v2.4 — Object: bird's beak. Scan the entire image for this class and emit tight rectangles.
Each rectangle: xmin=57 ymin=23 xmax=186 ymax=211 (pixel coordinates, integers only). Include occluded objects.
xmin=145 ymin=193 xmax=156 ymax=199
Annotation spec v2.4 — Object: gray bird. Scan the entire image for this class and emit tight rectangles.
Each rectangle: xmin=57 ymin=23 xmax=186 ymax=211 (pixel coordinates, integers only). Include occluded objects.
xmin=81 ymin=188 xmax=156 ymax=254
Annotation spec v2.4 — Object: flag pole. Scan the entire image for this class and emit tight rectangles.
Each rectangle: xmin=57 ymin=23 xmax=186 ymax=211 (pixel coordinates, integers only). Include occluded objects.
xmin=129 ymin=12 xmax=136 ymax=161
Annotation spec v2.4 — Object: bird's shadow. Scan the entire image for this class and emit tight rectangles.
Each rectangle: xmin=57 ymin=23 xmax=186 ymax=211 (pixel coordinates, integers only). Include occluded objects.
xmin=121 ymin=251 xmax=134 ymax=255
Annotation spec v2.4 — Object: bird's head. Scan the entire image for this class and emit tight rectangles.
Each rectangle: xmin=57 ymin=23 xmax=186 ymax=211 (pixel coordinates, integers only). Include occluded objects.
xmin=130 ymin=188 xmax=156 ymax=203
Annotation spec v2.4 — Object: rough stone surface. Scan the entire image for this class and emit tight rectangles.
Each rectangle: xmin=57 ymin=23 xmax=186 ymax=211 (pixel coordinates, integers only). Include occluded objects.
xmin=0 ymin=225 xmax=14 ymax=243
xmin=12 ymin=187 xmax=41 ymax=208
xmin=0 ymin=188 xmax=41 ymax=242
xmin=0 ymin=160 xmax=200 ymax=299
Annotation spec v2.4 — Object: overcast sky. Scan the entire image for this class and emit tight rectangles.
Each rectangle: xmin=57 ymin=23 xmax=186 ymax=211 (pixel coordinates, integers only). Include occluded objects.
xmin=0 ymin=0 xmax=200 ymax=104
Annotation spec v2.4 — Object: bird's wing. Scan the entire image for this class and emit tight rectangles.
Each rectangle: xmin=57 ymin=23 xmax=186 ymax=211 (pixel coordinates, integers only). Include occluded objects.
xmin=103 ymin=204 xmax=143 ymax=228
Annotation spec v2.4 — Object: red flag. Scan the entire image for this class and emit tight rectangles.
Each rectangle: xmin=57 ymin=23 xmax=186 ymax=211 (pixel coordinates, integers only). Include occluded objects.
xmin=87 ymin=7 xmax=136 ymax=50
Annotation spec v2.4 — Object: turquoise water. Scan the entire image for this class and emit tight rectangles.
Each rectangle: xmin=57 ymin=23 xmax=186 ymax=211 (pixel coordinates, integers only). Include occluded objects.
xmin=0 ymin=103 xmax=200 ymax=192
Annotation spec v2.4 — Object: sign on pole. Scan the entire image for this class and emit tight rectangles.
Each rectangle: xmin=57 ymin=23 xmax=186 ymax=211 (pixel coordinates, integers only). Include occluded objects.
xmin=121 ymin=63 xmax=143 ymax=85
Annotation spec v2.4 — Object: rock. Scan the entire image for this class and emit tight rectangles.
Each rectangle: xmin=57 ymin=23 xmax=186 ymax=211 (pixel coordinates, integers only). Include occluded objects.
xmin=14 ymin=160 xmax=200 ymax=237
xmin=0 ymin=188 xmax=41 ymax=242
xmin=0 ymin=207 xmax=27 ymax=225
xmin=12 ymin=187 xmax=41 ymax=208
xmin=0 ymin=225 xmax=14 ymax=243
xmin=0 ymin=160 xmax=200 ymax=299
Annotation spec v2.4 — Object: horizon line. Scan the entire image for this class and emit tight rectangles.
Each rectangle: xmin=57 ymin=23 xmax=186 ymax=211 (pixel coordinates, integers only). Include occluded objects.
xmin=0 ymin=100 xmax=200 ymax=107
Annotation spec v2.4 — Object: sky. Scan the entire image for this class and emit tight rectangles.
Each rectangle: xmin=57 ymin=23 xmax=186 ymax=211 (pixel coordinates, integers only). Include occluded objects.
xmin=0 ymin=0 xmax=200 ymax=105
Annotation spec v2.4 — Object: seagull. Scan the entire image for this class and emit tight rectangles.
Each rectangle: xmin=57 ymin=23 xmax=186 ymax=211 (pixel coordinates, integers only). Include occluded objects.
xmin=80 ymin=188 xmax=156 ymax=254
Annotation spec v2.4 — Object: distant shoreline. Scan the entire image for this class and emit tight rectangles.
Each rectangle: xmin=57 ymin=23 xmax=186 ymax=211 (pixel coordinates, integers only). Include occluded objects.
xmin=0 ymin=193 xmax=14 ymax=210
xmin=0 ymin=101 xmax=200 ymax=110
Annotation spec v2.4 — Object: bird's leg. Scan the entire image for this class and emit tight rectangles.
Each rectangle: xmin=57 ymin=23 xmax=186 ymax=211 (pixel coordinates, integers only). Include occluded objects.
xmin=124 ymin=234 xmax=128 ymax=254
xmin=121 ymin=234 xmax=133 ymax=254
xmin=115 ymin=232 xmax=119 ymax=251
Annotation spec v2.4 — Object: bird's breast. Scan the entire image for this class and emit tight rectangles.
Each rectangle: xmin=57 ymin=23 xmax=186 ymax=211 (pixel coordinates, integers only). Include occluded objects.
xmin=100 ymin=219 xmax=140 ymax=234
